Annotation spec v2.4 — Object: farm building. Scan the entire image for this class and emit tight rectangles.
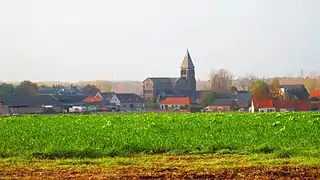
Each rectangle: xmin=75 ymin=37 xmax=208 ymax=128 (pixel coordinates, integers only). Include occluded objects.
xmin=250 ymin=99 xmax=309 ymax=113
xmin=0 ymin=94 xmax=64 ymax=114
xmin=309 ymin=89 xmax=320 ymax=111
xmin=82 ymin=96 xmax=117 ymax=112
xmin=109 ymin=93 xmax=145 ymax=110
xmin=159 ymin=97 xmax=191 ymax=110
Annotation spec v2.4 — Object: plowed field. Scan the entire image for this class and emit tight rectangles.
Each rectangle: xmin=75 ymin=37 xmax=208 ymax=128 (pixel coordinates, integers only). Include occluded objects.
xmin=1 ymin=154 xmax=320 ymax=179
xmin=1 ymin=165 xmax=320 ymax=179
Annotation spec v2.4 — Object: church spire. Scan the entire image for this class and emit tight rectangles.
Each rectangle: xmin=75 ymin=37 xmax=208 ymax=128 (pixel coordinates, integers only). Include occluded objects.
xmin=180 ymin=49 xmax=195 ymax=69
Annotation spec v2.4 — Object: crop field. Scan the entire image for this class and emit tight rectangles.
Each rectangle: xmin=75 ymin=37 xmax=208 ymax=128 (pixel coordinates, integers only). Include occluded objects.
xmin=1 ymin=112 xmax=320 ymax=179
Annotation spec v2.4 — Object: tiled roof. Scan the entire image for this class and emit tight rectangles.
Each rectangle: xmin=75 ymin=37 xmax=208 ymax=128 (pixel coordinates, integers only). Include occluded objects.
xmin=160 ymin=97 xmax=191 ymax=105
xmin=253 ymin=99 xmax=310 ymax=111
xmin=280 ymin=84 xmax=305 ymax=89
xmin=310 ymin=89 xmax=320 ymax=97
xmin=83 ymin=97 xmax=103 ymax=102
xmin=212 ymin=99 xmax=236 ymax=106
xmin=146 ymin=77 xmax=181 ymax=89
xmin=96 ymin=92 xmax=115 ymax=100
xmin=149 ymin=77 xmax=180 ymax=83
xmin=0 ymin=94 xmax=63 ymax=107
xmin=234 ymin=91 xmax=251 ymax=101
xmin=115 ymin=93 xmax=144 ymax=103
xmin=252 ymin=99 xmax=274 ymax=108
xmin=55 ymin=95 xmax=87 ymax=103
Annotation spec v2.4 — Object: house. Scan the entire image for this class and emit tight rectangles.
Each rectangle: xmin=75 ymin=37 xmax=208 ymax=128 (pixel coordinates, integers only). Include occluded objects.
xmin=250 ymin=99 xmax=275 ymax=112
xmin=94 ymin=92 xmax=115 ymax=101
xmin=310 ymin=89 xmax=320 ymax=98
xmin=308 ymin=89 xmax=320 ymax=110
xmin=233 ymin=91 xmax=252 ymax=109
xmin=159 ymin=97 xmax=191 ymax=110
xmin=280 ymin=84 xmax=309 ymax=100
xmin=82 ymin=96 xmax=117 ymax=112
xmin=205 ymin=99 xmax=237 ymax=112
xmin=250 ymin=99 xmax=309 ymax=113
xmin=109 ymin=93 xmax=145 ymax=109
xmin=142 ymin=49 xmax=197 ymax=102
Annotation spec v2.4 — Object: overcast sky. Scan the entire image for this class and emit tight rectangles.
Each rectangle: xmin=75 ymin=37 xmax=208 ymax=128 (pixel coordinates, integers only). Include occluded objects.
xmin=0 ymin=0 xmax=319 ymax=82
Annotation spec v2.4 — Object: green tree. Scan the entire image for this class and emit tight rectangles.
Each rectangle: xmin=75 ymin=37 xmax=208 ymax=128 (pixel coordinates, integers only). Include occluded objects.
xmin=16 ymin=80 xmax=39 ymax=95
xmin=82 ymin=84 xmax=100 ymax=95
xmin=0 ymin=83 xmax=15 ymax=95
xmin=202 ymin=92 xmax=216 ymax=106
xmin=269 ymin=79 xmax=283 ymax=100
xmin=249 ymin=80 xmax=270 ymax=100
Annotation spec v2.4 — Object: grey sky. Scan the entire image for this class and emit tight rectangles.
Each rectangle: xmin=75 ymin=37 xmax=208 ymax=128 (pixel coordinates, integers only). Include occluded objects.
xmin=0 ymin=0 xmax=319 ymax=82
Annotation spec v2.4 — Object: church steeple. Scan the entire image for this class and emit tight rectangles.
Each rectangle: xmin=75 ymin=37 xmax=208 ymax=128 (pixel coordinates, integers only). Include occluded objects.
xmin=180 ymin=49 xmax=196 ymax=97
xmin=180 ymin=49 xmax=195 ymax=70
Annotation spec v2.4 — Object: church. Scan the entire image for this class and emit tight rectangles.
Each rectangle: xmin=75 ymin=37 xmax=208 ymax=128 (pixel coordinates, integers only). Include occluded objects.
xmin=142 ymin=50 xmax=197 ymax=102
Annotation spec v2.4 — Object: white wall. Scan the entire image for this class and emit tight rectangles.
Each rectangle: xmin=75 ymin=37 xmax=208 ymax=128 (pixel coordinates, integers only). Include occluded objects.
xmin=160 ymin=104 xmax=185 ymax=110
xmin=109 ymin=95 xmax=121 ymax=106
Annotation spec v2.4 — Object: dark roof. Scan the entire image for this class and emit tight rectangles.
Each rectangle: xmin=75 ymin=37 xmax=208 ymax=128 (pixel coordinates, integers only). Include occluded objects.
xmin=280 ymin=84 xmax=309 ymax=96
xmin=180 ymin=49 xmax=195 ymax=69
xmin=212 ymin=99 xmax=237 ymax=106
xmin=0 ymin=95 xmax=63 ymax=107
xmin=56 ymin=87 xmax=85 ymax=96
xmin=215 ymin=92 xmax=234 ymax=99
xmin=99 ymin=92 xmax=115 ymax=99
xmin=234 ymin=91 xmax=251 ymax=101
xmin=54 ymin=95 xmax=87 ymax=103
xmin=280 ymin=84 xmax=305 ymax=89
xmin=114 ymin=93 xmax=144 ymax=103
xmin=149 ymin=77 xmax=180 ymax=83
xmin=146 ymin=77 xmax=181 ymax=89
xmin=38 ymin=88 xmax=58 ymax=95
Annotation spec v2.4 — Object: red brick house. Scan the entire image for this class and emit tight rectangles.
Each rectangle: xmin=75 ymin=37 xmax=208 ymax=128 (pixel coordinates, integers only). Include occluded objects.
xmin=251 ymin=99 xmax=309 ymax=112
xmin=309 ymin=89 xmax=320 ymax=110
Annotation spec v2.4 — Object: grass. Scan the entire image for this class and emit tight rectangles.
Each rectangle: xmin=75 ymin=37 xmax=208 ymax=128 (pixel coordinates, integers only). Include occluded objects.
xmin=0 ymin=112 xmax=320 ymax=159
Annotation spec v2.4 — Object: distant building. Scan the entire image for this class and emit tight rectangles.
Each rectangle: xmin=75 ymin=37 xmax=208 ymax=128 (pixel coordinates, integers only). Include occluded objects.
xmin=142 ymin=49 xmax=197 ymax=101
xmin=159 ymin=97 xmax=191 ymax=110
xmin=280 ymin=84 xmax=309 ymax=100
xmin=109 ymin=93 xmax=145 ymax=109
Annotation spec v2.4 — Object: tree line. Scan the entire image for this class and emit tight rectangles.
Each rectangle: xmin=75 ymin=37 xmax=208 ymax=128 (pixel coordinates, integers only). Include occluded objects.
xmin=0 ymin=80 xmax=108 ymax=97
xmin=202 ymin=68 xmax=316 ymax=106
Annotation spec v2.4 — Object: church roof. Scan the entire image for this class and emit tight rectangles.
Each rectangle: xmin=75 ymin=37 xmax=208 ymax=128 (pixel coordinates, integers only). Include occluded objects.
xmin=149 ymin=77 xmax=180 ymax=83
xmin=180 ymin=49 xmax=195 ymax=69
xmin=148 ymin=77 xmax=180 ymax=89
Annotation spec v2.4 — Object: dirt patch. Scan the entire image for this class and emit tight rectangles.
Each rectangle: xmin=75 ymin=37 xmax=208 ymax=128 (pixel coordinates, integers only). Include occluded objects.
xmin=1 ymin=165 xmax=320 ymax=179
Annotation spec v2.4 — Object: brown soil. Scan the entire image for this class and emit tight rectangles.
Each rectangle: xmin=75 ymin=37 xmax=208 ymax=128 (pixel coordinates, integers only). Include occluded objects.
xmin=1 ymin=165 xmax=320 ymax=180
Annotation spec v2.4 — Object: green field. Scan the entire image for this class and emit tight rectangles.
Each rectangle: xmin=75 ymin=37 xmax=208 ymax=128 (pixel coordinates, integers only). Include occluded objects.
xmin=0 ymin=112 xmax=320 ymax=159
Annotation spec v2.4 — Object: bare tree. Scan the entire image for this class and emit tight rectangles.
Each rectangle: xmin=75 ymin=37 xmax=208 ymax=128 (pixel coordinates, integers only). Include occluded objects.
xmin=209 ymin=69 xmax=233 ymax=92
xmin=237 ymin=74 xmax=258 ymax=91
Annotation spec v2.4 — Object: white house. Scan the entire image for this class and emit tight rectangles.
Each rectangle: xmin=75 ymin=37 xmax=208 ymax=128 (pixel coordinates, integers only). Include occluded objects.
xmin=109 ymin=93 xmax=145 ymax=109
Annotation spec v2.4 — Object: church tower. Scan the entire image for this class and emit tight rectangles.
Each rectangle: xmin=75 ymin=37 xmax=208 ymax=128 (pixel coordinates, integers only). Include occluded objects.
xmin=180 ymin=49 xmax=196 ymax=95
